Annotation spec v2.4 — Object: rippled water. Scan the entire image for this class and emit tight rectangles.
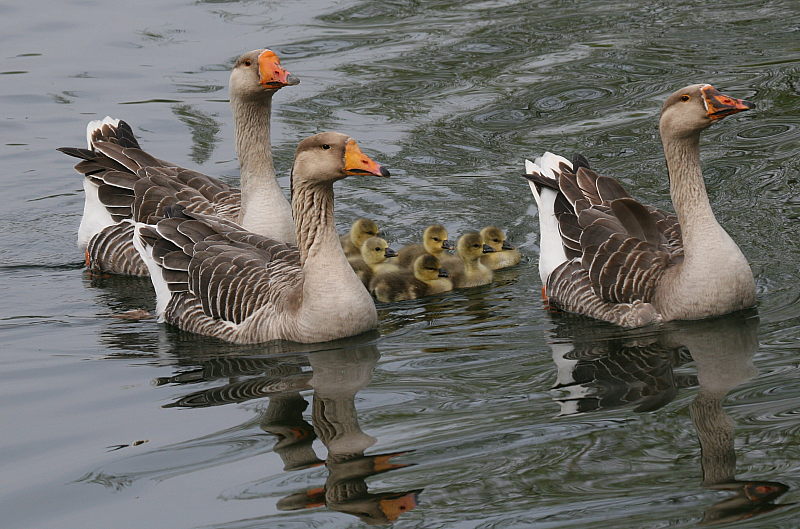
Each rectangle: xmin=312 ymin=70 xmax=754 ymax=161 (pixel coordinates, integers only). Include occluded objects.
xmin=1 ymin=0 xmax=799 ymax=527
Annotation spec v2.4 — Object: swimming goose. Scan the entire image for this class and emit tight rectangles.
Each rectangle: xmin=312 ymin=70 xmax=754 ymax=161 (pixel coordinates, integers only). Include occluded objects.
xmin=479 ymin=226 xmax=521 ymax=270
xmin=370 ymin=254 xmax=453 ymax=302
xmin=443 ymin=232 xmax=495 ymax=288
xmin=525 ymin=84 xmax=756 ymax=327
xmin=133 ymin=132 xmax=390 ymax=344
xmin=59 ymin=49 xmax=298 ymax=276
xmin=340 ymin=218 xmax=380 ymax=259
xmin=348 ymin=236 xmax=398 ymax=287
xmin=395 ymin=224 xmax=453 ymax=268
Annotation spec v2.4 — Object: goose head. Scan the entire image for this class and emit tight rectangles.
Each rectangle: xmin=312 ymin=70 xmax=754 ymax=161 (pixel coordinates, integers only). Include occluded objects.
xmin=480 ymin=226 xmax=514 ymax=252
xmin=413 ymin=254 xmax=448 ymax=282
xmin=291 ymin=132 xmax=390 ymax=190
xmin=349 ymin=218 xmax=380 ymax=248
xmin=422 ymin=224 xmax=452 ymax=254
xmin=360 ymin=236 xmax=396 ymax=265
xmin=230 ymin=49 xmax=299 ymax=101
xmin=456 ymin=232 xmax=495 ymax=262
xmin=660 ymin=84 xmax=753 ymax=139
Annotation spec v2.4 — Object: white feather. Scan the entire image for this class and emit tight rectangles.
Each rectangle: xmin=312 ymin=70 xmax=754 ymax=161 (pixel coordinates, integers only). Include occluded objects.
xmin=77 ymin=179 xmax=114 ymax=249
xmin=133 ymin=223 xmax=172 ymax=320
xmin=86 ymin=116 xmax=120 ymax=150
xmin=525 ymin=152 xmax=573 ymax=284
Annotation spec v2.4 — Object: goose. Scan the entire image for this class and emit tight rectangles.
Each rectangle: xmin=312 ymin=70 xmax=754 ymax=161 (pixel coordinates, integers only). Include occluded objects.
xmin=525 ymin=84 xmax=756 ymax=327
xmin=395 ymin=224 xmax=453 ymax=268
xmin=479 ymin=226 xmax=521 ymax=270
xmin=443 ymin=232 xmax=495 ymax=288
xmin=340 ymin=218 xmax=380 ymax=259
xmin=58 ymin=48 xmax=299 ymax=276
xmin=133 ymin=132 xmax=390 ymax=344
xmin=370 ymin=254 xmax=453 ymax=302
xmin=348 ymin=236 xmax=399 ymax=287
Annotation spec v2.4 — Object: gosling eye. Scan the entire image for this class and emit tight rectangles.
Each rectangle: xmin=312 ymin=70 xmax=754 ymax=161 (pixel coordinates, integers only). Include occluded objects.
xmin=321 ymin=144 xmax=331 ymax=150
xmin=473 ymin=244 xmax=480 ymax=248
xmin=680 ymin=94 xmax=690 ymax=102
xmin=375 ymin=247 xmax=381 ymax=251
xmin=493 ymin=238 xmax=500 ymax=243
xmin=432 ymin=237 xmax=440 ymax=242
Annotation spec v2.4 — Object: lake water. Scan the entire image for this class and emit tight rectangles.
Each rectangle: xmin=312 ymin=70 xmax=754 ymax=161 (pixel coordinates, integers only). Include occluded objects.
xmin=1 ymin=0 xmax=799 ymax=527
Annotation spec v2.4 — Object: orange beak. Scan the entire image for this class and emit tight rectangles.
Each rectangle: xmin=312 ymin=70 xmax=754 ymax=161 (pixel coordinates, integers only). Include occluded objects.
xmin=378 ymin=492 xmax=419 ymax=521
xmin=258 ymin=49 xmax=300 ymax=89
xmin=701 ymin=85 xmax=754 ymax=120
xmin=344 ymin=139 xmax=390 ymax=177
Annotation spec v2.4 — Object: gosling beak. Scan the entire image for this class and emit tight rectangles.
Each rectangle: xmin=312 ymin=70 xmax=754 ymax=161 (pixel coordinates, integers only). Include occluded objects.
xmin=258 ymin=49 xmax=300 ymax=88
xmin=438 ymin=268 xmax=449 ymax=278
xmin=501 ymin=240 xmax=514 ymax=251
xmin=441 ymin=239 xmax=454 ymax=250
xmin=701 ymin=85 xmax=754 ymax=121
xmin=344 ymin=139 xmax=390 ymax=177
xmin=482 ymin=244 xmax=495 ymax=253
xmin=384 ymin=247 xmax=397 ymax=258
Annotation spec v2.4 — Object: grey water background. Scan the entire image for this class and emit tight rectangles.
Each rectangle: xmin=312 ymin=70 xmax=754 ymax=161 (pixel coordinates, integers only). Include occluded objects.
xmin=1 ymin=0 xmax=799 ymax=527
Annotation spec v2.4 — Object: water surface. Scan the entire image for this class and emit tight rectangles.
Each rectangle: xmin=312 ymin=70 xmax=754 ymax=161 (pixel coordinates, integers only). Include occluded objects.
xmin=1 ymin=0 xmax=799 ymax=527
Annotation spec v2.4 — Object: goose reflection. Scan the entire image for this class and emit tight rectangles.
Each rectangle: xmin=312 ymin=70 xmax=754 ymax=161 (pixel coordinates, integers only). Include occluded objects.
xmin=546 ymin=311 xmax=790 ymax=523
xmin=159 ymin=342 xmax=420 ymax=524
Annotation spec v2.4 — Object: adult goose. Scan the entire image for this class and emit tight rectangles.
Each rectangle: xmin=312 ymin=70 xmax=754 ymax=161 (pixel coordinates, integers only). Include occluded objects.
xmin=59 ymin=49 xmax=298 ymax=276
xmin=134 ymin=132 xmax=390 ymax=344
xmin=525 ymin=84 xmax=756 ymax=327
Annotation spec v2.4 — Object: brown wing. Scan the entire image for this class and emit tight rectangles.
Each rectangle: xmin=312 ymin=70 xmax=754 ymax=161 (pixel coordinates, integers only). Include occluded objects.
xmin=552 ymin=165 xmax=683 ymax=305
xmin=139 ymin=210 xmax=301 ymax=340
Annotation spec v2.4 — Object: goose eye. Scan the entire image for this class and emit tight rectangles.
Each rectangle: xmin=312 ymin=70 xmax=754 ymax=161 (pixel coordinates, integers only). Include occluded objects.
xmin=680 ymin=94 xmax=690 ymax=102
xmin=375 ymin=247 xmax=381 ymax=251
xmin=321 ymin=144 xmax=331 ymax=150
xmin=243 ymin=59 xmax=252 ymax=67
xmin=432 ymin=237 xmax=440 ymax=241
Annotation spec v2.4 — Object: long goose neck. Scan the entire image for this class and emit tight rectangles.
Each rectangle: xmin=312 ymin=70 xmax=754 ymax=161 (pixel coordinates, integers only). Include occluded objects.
xmin=663 ymin=132 xmax=720 ymax=252
xmin=232 ymin=95 xmax=281 ymax=213
xmin=292 ymin=181 xmax=340 ymax=266
xmin=690 ymin=390 xmax=735 ymax=486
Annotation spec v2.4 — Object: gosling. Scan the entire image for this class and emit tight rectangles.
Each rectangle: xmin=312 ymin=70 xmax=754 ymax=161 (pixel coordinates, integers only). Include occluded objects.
xmin=370 ymin=254 xmax=453 ymax=302
xmin=396 ymin=224 xmax=453 ymax=268
xmin=349 ymin=236 xmax=399 ymax=287
xmin=341 ymin=218 xmax=380 ymax=259
xmin=444 ymin=232 xmax=495 ymax=288
xmin=480 ymin=226 xmax=521 ymax=270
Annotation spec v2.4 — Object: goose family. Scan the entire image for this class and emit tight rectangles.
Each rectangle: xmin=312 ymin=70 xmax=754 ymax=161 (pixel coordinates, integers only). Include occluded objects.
xmin=133 ymin=132 xmax=390 ymax=344
xmin=64 ymin=58 xmax=760 ymax=344
xmin=59 ymin=49 xmax=298 ymax=276
xmin=370 ymin=254 xmax=453 ymax=302
xmin=525 ymin=84 xmax=756 ymax=327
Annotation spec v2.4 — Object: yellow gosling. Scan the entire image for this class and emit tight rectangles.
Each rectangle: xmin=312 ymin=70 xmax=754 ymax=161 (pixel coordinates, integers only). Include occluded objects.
xmin=340 ymin=218 xmax=379 ymax=259
xmin=444 ymin=232 xmax=495 ymax=288
xmin=370 ymin=254 xmax=453 ymax=302
xmin=396 ymin=224 xmax=453 ymax=268
xmin=480 ymin=226 xmax=521 ymax=270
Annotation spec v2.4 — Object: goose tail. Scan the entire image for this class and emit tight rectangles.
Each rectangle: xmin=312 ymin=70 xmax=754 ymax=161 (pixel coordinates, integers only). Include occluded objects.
xmin=524 ymin=152 xmax=572 ymax=285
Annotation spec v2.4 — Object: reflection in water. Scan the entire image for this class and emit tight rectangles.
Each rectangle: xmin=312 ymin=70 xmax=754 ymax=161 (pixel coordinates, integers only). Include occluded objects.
xmin=160 ymin=344 xmax=420 ymax=525
xmin=171 ymin=103 xmax=221 ymax=165
xmin=546 ymin=312 xmax=790 ymax=524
